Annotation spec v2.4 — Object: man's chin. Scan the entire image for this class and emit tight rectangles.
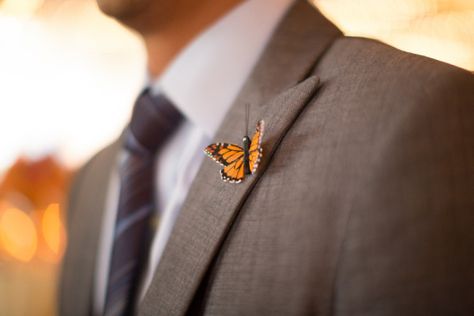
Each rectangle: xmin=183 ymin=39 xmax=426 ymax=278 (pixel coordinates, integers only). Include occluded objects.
xmin=96 ymin=0 xmax=149 ymax=21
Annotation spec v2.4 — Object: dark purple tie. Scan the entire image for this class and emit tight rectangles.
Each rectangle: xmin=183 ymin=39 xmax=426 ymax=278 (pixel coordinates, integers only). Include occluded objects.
xmin=104 ymin=89 xmax=183 ymax=316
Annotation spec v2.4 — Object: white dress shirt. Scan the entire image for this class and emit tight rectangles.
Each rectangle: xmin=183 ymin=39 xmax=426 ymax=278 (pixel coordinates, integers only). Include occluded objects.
xmin=93 ymin=0 xmax=294 ymax=313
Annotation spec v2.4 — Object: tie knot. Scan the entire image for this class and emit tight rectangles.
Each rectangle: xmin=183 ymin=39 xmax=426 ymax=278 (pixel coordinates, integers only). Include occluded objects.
xmin=125 ymin=89 xmax=183 ymax=153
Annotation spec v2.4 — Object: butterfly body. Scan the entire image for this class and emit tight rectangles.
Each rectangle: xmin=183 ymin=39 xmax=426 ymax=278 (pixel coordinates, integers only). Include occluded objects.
xmin=204 ymin=120 xmax=264 ymax=183
xmin=242 ymin=136 xmax=251 ymax=176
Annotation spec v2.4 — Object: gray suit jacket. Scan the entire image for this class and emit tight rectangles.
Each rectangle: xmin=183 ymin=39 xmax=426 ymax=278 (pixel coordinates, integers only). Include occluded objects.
xmin=60 ymin=1 xmax=474 ymax=315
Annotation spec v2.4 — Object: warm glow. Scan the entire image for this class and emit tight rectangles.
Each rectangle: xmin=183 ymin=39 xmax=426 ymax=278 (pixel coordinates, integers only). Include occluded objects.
xmin=313 ymin=0 xmax=474 ymax=70
xmin=0 ymin=0 xmax=44 ymax=16
xmin=0 ymin=207 xmax=37 ymax=262
xmin=41 ymin=203 xmax=66 ymax=260
xmin=0 ymin=0 xmax=145 ymax=172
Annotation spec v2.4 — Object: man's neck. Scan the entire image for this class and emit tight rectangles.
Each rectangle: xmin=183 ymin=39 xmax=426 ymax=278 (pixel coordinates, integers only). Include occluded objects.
xmin=142 ymin=0 xmax=242 ymax=78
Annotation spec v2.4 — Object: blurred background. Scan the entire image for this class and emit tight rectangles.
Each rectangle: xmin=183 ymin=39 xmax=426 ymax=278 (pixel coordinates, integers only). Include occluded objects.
xmin=0 ymin=0 xmax=473 ymax=315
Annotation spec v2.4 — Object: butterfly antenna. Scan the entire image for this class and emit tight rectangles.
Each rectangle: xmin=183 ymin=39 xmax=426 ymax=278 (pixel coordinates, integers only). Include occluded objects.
xmin=245 ymin=103 xmax=250 ymax=136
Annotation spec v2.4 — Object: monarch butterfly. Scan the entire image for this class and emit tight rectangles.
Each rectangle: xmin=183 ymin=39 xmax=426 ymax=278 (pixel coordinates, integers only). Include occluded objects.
xmin=204 ymin=120 xmax=264 ymax=183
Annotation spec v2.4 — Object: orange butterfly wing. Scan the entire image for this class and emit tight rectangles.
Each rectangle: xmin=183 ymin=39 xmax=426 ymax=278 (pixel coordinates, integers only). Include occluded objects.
xmin=203 ymin=120 xmax=264 ymax=183
xmin=204 ymin=143 xmax=246 ymax=183
xmin=248 ymin=120 xmax=264 ymax=174
xmin=220 ymin=156 xmax=245 ymax=183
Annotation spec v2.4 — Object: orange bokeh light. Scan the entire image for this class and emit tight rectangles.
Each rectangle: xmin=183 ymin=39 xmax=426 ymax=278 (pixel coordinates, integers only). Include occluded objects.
xmin=41 ymin=203 xmax=66 ymax=261
xmin=0 ymin=207 xmax=37 ymax=262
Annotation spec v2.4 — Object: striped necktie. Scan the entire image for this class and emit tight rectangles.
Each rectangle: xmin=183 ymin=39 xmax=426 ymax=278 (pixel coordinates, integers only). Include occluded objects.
xmin=104 ymin=89 xmax=183 ymax=316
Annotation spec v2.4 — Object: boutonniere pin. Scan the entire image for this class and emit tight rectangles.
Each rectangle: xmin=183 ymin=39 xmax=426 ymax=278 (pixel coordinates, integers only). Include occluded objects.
xmin=204 ymin=105 xmax=264 ymax=183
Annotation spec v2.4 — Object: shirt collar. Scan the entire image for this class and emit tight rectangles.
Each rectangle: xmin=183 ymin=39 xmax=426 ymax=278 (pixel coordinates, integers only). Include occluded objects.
xmin=149 ymin=0 xmax=294 ymax=138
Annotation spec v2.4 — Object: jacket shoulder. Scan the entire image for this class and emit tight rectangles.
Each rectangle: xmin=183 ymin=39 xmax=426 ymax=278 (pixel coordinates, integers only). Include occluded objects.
xmin=311 ymin=35 xmax=474 ymax=158
xmin=319 ymin=35 xmax=474 ymax=96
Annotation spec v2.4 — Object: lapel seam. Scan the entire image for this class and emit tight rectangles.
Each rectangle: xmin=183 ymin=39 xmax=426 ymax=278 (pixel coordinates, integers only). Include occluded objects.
xmin=221 ymin=79 xmax=324 ymax=236
xmin=298 ymin=33 xmax=343 ymax=84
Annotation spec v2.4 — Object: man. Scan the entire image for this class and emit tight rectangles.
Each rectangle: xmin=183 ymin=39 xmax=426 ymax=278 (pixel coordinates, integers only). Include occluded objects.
xmin=60 ymin=0 xmax=474 ymax=315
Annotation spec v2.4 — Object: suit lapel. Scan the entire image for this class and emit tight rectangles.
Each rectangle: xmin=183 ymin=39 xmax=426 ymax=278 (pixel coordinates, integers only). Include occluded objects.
xmin=60 ymin=140 xmax=121 ymax=316
xmin=139 ymin=1 xmax=341 ymax=315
